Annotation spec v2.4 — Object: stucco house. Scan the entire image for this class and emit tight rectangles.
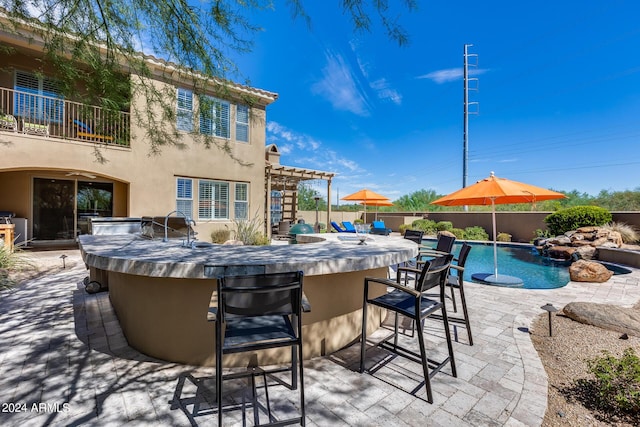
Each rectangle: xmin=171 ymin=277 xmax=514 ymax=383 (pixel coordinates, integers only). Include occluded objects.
xmin=0 ymin=16 xmax=279 ymax=247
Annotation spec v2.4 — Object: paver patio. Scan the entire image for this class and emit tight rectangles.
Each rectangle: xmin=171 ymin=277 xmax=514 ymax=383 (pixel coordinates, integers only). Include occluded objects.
xmin=0 ymin=249 xmax=638 ymax=426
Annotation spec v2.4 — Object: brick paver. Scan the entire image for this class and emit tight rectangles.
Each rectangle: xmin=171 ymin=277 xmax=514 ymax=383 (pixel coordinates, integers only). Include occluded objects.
xmin=1 ymin=250 xmax=639 ymax=426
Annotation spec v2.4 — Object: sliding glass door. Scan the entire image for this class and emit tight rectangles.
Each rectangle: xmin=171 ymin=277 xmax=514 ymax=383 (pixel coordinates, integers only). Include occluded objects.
xmin=32 ymin=178 xmax=113 ymax=242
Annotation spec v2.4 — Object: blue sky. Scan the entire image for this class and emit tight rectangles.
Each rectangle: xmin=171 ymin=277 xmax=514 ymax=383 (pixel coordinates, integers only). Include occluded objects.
xmin=232 ymin=1 xmax=640 ymax=203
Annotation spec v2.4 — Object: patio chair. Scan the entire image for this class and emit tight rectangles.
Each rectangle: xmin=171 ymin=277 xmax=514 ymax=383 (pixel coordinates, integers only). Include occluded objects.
xmin=0 ymin=113 xmax=17 ymax=132
xmin=341 ymin=221 xmax=357 ymax=233
xmin=370 ymin=220 xmax=392 ymax=236
xmin=209 ymin=271 xmax=306 ymax=426
xmin=419 ymin=233 xmax=456 ymax=259
xmin=403 ymin=229 xmax=424 ymax=245
xmin=330 ymin=221 xmax=347 ymax=232
xmin=444 ymin=243 xmax=474 ymax=345
xmin=360 ymin=254 xmax=456 ymax=403
xmin=22 ymin=119 xmax=49 ymax=137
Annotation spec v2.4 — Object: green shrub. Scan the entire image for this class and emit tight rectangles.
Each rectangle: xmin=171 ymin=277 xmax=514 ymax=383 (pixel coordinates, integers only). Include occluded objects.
xmin=399 ymin=224 xmax=411 ymax=235
xmin=497 ymin=232 xmax=512 ymax=242
xmin=464 ymin=226 xmax=489 ymax=241
xmin=450 ymin=228 xmax=465 ymax=240
xmin=411 ymin=219 xmax=437 ymax=234
xmin=583 ymin=348 xmax=640 ymax=415
xmin=544 ymin=206 xmax=612 ymax=236
xmin=534 ymin=228 xmax=553 ymax=239
xmin=436 ymin=221 xmax=453 ymax=232
xmin=211 ymin=229 xmax=231 ymax=244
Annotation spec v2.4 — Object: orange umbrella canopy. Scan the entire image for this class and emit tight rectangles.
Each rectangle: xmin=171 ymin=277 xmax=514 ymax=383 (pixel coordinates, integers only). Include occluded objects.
xmin=431 ymin=172 xmax=566 ymax=283
xmin=431 ymin=172 xmax=566 ymax=206
xmin=342 ymin=188 xmax=390 ymax=203
xmin=360 ymin=199 xmax=393 ymax=207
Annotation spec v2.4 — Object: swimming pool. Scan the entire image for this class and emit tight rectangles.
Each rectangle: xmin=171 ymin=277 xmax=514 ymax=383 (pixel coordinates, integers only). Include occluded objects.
xmin=426 ymin=241 xmax=570 ymax=289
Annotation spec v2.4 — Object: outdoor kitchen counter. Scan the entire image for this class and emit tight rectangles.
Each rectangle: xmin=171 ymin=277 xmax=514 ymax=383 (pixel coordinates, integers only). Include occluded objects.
xmin=78 ymin=233 xmax=418 ymax=366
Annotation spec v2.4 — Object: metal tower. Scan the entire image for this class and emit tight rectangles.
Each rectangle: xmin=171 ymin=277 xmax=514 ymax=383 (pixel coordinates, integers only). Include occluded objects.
xmin=463 ymin=44 xmax=479 ymax=189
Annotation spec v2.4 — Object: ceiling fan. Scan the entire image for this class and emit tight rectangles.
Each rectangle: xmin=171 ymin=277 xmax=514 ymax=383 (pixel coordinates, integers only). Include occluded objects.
xmin=66 ymin=171 xmax=97 ymax=179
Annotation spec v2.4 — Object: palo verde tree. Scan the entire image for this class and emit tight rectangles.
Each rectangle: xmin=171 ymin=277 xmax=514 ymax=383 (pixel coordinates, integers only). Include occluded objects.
xmin=0 ymin=1 xmax=417 ymax=160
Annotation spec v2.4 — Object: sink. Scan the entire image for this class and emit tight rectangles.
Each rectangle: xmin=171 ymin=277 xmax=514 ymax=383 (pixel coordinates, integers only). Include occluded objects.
xmin=191 ymin=241 xmax=215 ymax=249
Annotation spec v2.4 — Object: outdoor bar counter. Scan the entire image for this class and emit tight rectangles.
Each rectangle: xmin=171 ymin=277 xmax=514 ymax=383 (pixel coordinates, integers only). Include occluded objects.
xmin=78 ymin=233 xmax=418 ymax=367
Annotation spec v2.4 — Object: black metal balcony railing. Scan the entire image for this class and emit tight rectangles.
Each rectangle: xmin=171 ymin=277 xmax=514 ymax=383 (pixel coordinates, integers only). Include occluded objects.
xmin=0 ymin=86 xmax=130 ymax=147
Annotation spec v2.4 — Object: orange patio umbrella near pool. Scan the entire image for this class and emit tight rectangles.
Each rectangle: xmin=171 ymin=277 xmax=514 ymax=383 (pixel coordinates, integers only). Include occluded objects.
xmin=341 ymin=188 xmax=390 ymax=219
xmin=431 ymin=172 xmax=566 ymax=286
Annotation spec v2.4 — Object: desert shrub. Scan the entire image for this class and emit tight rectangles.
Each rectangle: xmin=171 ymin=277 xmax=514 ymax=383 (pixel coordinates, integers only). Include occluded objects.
xmin=601 ymin=222 xmax=639 ymax=243
xmin=0 ymin=246 xmax=33 ymax=291
xmin=411 ymin=219 xmax=437 ymax=234
xmin=435 ymin=221 xmax=453 ymax=232
xmin=211 ymin=229 xmax=231 ymax=244
xmin=544 ymin=206 xmax=612 ymax=236
xmin=399 ymin=224 xmax=411 ymax=235
xmin=450 ymin=228 xmax=465 ymax=240
xmin=232 ymin=212 xmax=270 ymax=245
xmin=582 ymin=348 xmax=640 ymax=416
xmin=464 ymin=226 xmax=489 ymax=241
xmin=497 ymin=232 xmax=512 ymax=242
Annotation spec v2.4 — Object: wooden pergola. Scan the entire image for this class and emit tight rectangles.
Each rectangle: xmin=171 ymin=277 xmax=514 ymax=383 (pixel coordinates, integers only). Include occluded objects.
xmin=265 ymin=145 xmax=335 ymax=237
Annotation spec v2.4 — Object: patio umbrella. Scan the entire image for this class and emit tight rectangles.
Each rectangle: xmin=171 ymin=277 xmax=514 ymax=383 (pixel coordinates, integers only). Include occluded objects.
xmin=361 ymin=199 xmax=393 ymax=220
xmin=430 ymin=172 xmax=566 ymax=286
xmin=341 ymin=189 xmax=390 ymax=220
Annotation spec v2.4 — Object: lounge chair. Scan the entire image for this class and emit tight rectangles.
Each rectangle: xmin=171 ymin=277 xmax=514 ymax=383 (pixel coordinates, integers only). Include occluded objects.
xmin=342 ymin=221 xmax=357 ymax=233
xmin=331 ymin=221 xmax=347 ymax=232
xmin=370 ymin=220 xmax=392 ymax=236
xmin=73 ymin=119 xmax=114 ymax=142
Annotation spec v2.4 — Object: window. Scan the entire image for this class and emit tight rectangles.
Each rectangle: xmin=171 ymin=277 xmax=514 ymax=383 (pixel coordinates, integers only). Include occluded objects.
xmin=235 ymin=183 xmax=249 ymax=220
xmin=14 ymin=71 xmax=64 ymax=123
xmin=199 ymin=180 xmax=229 ymax=220
xmin=236 ymin=105 xmax=249 ymax=142
xmin=199 ymin=95 xmax=230 ymax=138
xmin=176 ymin=178 xmax=193 ymax=218
xmin=177 ymin=88 xmax=193 ymax=132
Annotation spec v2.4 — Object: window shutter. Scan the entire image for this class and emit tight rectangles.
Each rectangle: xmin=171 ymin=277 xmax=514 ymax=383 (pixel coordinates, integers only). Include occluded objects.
xmin=177 ymin=88 xmax=193 ymax=132
xmin=214 ymin=182 xmax=229 ymax=219
xmin=236 ymin=105 xmax=249 ymax=142
xmin=217 ymin=101 xmax=230 ymax=138
xmin=199 ymin=181 xmax=212 ymax=219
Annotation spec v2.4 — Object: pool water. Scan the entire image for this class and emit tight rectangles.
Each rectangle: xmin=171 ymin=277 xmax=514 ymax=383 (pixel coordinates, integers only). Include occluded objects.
xmin=448 ymin=242 xmax=570 ymax=290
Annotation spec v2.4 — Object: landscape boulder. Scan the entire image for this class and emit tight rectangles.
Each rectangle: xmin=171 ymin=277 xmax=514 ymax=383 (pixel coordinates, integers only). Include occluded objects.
xmin=573 ymin=245 xmax=596 ymax=260
xmin=569 ymin=259 xmax=613 ymax=282
xmin=563 ymin=302 xmax=640 ymax=337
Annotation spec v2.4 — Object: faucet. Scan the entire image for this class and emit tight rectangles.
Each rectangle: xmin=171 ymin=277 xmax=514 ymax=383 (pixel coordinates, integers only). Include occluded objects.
xmin=163 ymin=210 xmax=189 ymax=243
xmin=186 ymin=217 xmax=197 ymax=248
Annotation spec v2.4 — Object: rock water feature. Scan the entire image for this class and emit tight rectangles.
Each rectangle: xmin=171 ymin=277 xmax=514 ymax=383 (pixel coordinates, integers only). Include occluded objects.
xmin=535 ymin=226 xmax=627 ymax=283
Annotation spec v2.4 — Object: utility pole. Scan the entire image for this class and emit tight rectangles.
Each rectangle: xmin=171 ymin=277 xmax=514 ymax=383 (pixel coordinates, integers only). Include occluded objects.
xmin=463 ymin=44 xmax=479 ymax=191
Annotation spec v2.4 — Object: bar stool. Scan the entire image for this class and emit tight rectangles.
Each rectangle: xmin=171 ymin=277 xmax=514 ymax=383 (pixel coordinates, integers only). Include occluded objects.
xmin=360 ymin=254 xmax=456 ymax=403
xmin=209 ymin=271 xmax=306 ymax=426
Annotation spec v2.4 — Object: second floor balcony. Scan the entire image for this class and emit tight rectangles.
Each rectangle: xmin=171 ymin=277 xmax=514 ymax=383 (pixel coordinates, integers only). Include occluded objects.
xmin=0 ymin=86 xmax=130 ymax=147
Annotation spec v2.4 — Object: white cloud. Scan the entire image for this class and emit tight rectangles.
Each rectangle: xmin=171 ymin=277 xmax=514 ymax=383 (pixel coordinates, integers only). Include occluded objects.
xmin=266 ymin=121 xmax=364 ymax=177
xmin=350 ymin=41 xmax=402 ymax=106
xmin=417 ymin=67 xmax=489 ymax=84
xmin=311 ymin=51 xmax=371 ymax=116
xmin=370 ymin=78 xmax=402 ymax=105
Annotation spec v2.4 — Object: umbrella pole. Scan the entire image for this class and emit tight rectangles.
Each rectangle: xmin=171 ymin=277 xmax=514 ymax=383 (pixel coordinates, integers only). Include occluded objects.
xmin=492 ymin=198 xmax=498 ymax=277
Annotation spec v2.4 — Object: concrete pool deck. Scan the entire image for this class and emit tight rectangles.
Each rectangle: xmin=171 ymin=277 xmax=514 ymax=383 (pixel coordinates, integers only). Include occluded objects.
xmin=1 ymin=249 xmax=639 ymax=426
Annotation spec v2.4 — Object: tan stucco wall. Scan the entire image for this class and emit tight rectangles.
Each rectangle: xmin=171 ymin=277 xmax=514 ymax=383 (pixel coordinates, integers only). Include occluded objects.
xmin=108 ymin=267 xmax=387 ymax=367
xmin=0 ymin=68 xmax=271 ymax=241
